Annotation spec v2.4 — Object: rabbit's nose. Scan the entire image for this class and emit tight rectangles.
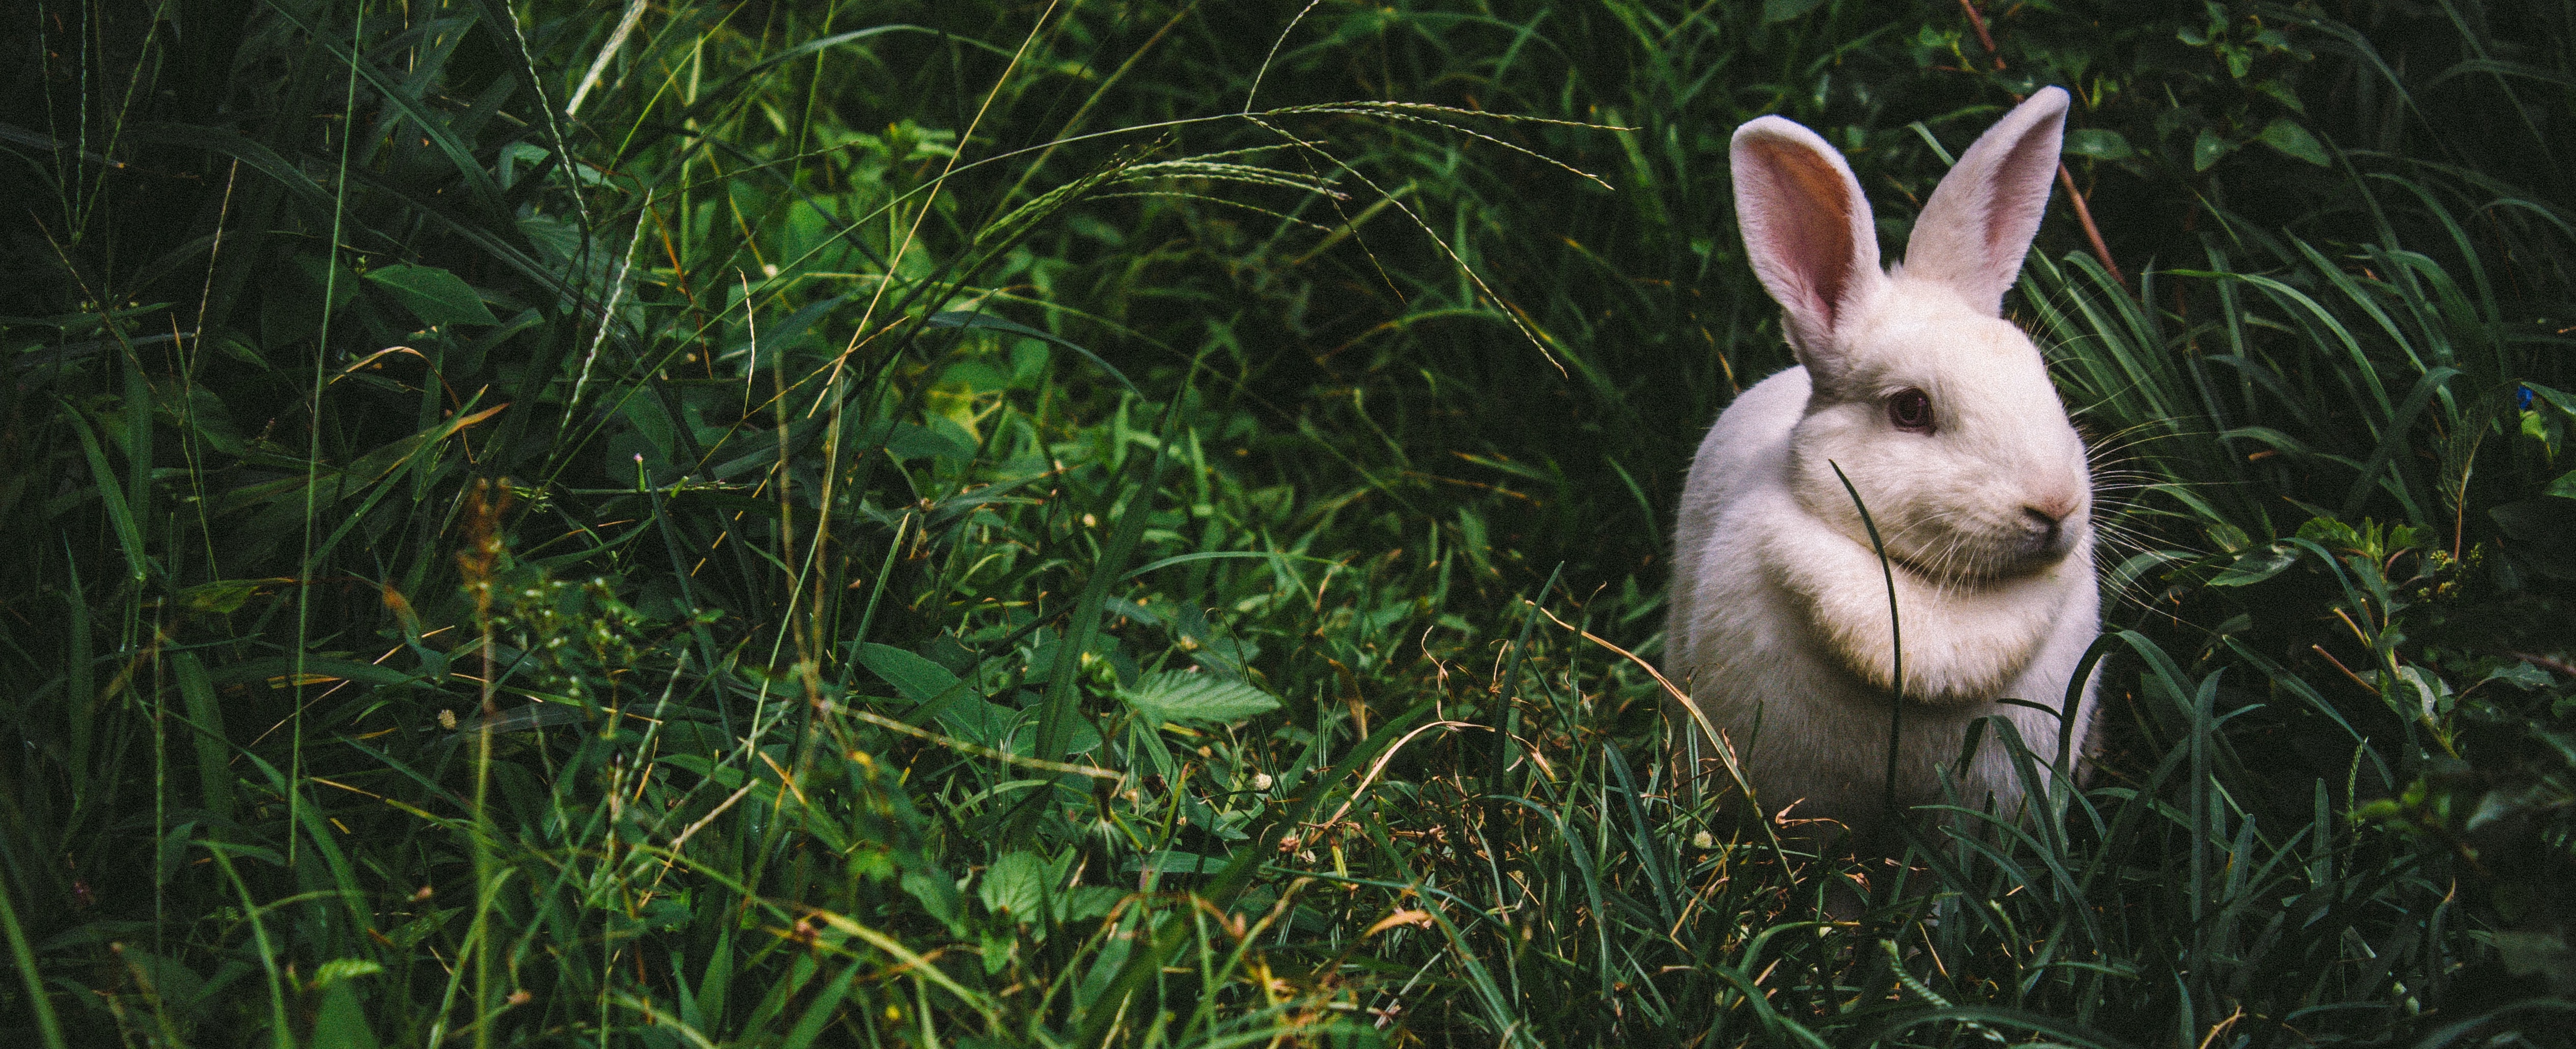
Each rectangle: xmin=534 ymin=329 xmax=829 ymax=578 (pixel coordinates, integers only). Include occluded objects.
xmin=2024 ymin=493 xmax=2079 ymax=526
xmin=2022 ymin=503 xmax=2069 ymax=546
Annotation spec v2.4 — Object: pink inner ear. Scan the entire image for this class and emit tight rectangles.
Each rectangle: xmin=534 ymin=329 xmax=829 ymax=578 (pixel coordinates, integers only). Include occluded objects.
xmin=1903 ymin=88 xmax=2068 ymax=316
xmin=1984 ymin=131 xmax=2061 ymax=258
xmin=1740 ymin=135 xmax=1860 ymax=332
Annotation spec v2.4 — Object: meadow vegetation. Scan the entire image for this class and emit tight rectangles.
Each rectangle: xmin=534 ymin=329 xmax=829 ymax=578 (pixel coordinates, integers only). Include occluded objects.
xmin=4 ymin=0 xmax=2574 ymax=1044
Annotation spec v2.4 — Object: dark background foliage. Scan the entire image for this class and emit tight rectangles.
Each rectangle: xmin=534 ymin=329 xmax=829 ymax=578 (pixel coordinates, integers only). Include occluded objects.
xmin=4 ymin=0 xmax=2574 ymax=1045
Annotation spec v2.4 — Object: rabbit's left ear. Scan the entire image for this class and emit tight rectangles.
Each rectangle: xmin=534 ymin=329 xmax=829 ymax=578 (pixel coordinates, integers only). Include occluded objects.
xmin=1903 ymin=87 xmax=2069 ymax=317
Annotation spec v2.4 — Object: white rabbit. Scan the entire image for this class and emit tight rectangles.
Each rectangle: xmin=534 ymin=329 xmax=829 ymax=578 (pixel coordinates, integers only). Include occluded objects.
xmin=1666 ymin=87 xmax=2099 ymax=850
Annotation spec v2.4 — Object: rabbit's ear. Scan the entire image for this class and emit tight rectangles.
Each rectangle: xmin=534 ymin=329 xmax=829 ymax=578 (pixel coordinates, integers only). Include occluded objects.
xmin=1732 ymin=117 xmax=1880 ymax=358
xmin=1903 ymin=87 xmax=2069 ymax=317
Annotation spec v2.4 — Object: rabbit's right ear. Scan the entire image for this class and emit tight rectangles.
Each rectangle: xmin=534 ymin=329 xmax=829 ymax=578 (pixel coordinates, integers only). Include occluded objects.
xmin=1902 ymin=87 xmax=2069 ymax=317
xmin=1732 ymin=117 xmax=1881 ymax=362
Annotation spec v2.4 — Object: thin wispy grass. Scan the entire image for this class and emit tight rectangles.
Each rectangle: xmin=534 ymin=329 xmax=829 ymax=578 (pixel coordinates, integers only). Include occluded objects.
xmin=2 ymin=1 xmax=2572 ymax=1046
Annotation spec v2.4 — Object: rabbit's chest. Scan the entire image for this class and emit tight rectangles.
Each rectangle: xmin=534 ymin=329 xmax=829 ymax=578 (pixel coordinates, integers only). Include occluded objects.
xmin=1760 ymin=524 xmax=2081 ymax=704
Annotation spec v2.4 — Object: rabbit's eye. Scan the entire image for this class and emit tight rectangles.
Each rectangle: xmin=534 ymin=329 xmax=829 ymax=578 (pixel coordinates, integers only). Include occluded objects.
xmin=1886 ymin=388 xmax=1934 ymax=432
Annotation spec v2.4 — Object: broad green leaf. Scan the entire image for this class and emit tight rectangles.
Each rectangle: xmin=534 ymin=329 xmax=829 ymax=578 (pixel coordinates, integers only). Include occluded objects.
xmin=979 ymin=852 xmax=1050 ymax=922
xmin=335 ymin=403 xmax=505 ymax=491
xmin=2202 ymin=520 xmax=2252 ymax=554
xmin=381 ymin=908 xmax=459 ymax=951
xmin=200 ymin=656 xmax=423 ymax=689
xmin=196 ymin=839 xmax=285 ymax=866
xmin=2424 ymin=57 xmax=2576 ymax=92
xmin=1119 ymin=671 xmax=1278 ymax=726
xmin=942 ymin=696 xmax=1025 ymax=748
xmin=366 ymin=264 xmax=500 ymax=327
xmin=859 ymin=645 xmax=1020 ymax=743
xmin=902 ymin=871 xmax=965 ymax=936
xmin=124 ymin=122 xmax=338 ymax=219
xmin=1054 ymin=885 xmax=1122 ymax=924
xmin=2486 ymin=930 xmax=2576 ymax=983
xmin=173 ymin=653 xmax=235 ymax=827
xmin=262 ymin=256 xmax=363 ymax=349
xmin=858 ymin=642 xmax=961 ymax=704
xmin=1761 ymin=0 xmax=1825 ymax=22
xmin=113 ymin=946 xmax=211 ymax=1014
xmin=2192 ymin=128 xmax=2238 ymax=172
xmin=154 ymin=382 xmax=247 ymax=456
xmin=2064 ymin=128 xmax=2134 ymax=160
xmin=2224 ymin=43 xmax=2253 ymax=79
xmin=658 ymin=754 xmax=745 ymax=788
xmin=56 ymin=402 xmax=152 ymax=582
xmin=2491 ymin=498 xmax=2576 ymax=579
xmin=2546 ymin=470 xmax=2576 ymax=498
xmin=2254 ymin=78 xmax=2307 ymax=112
xmin=2295 ymin=517 xmax=2365 ymax=548
xmin=1121 ymin=849 xmax=1227 ymax=875
xmin=927 ymin=310 xmax=1136 ymax=395
xmin=2209 ymin=544 xmax=2300 ymax=586
xmin=884 ymin=420 xmax=977 ymax=463
xmin=2529 ymin=383 xmax=2576 ymax=417
xmin=2257 ymin=118 xmax=2331 ymax=166
xmin=313 ymin=980 xmax=382 ymax=1049
xmin=2483 ymin=661 xmax=2555 ymax=691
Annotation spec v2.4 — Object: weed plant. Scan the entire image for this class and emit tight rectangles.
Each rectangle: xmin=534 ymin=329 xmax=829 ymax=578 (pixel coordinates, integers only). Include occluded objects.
xmin=3 ymin=1 xmax=2573 ymax=1045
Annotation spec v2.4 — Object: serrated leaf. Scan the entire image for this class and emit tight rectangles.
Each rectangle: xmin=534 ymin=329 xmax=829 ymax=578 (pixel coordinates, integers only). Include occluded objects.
xmin=2483 ymin=661 xmax=2555 ymax=691
xmin=859 ymin=643 xmax=1019 ymax=744
xmin=366 ymin=264 xmax=499 ymax=327
xmin=2257 ymin=118 xmax=2331 ymax=166
xmin=1119 ymin=671 xmax=1279 ymax=726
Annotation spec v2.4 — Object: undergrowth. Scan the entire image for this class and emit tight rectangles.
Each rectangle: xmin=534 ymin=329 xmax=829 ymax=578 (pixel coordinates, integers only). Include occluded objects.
xmin=3 ymin=1 xmax=2573 ymax=1045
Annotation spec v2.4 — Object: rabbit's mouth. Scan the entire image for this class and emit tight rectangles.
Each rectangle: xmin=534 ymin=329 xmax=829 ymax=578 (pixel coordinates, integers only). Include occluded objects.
xmin=1880 ymin=522 xmax=2085 ymax=586
xmin=1780 ymin=518 xmax=2082 ymax=706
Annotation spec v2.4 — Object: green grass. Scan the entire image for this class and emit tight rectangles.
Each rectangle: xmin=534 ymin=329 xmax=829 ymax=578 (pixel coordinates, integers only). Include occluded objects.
xmin=4 ymin=0 xmax=2574 ymax=1044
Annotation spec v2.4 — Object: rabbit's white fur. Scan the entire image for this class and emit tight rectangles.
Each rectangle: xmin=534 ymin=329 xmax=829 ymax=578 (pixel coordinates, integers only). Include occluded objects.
xmin=1667 ymin=88 xmax=2099 ymax=847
